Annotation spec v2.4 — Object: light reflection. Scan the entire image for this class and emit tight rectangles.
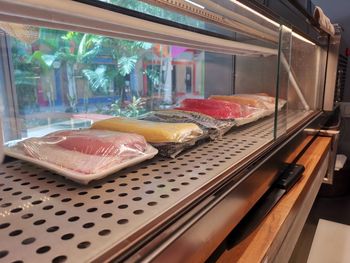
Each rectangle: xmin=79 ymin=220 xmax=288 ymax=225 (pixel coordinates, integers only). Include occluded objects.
xmin=231 ymin=0 xmax=316 ymax=45
xmin=0 ymin=197 xmax=50 ymax=218
xmin=184 ymin=0 xmax=205 ymax=9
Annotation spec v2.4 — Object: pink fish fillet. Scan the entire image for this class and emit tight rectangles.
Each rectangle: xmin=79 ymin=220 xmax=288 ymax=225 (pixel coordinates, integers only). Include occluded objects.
xmin=46 ymin=129 xmax=147 ymax=156
xmin=19 ymin=129 xmax=149 ymax=174
xmin=21 ymin=140 xmax=118 ymax=174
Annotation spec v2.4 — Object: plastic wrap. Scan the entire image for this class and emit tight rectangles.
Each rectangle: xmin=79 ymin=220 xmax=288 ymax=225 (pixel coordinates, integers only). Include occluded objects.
xmin=209 ymin=94 xmax=287 ymax=125
xmin=91 ymin=117 xmax=203 ymax=143
xmin=139 ymin=110 xmax=235 ymax=139
xmin=176 ymin=98 xmax=253 ymax=120
xmin=4 ymin=129 xmax=158 ymax=184
xmin=210 ymin=94 xmax=286 ymax=111
xmin=91 ymin=117 xmax=204 ymax=158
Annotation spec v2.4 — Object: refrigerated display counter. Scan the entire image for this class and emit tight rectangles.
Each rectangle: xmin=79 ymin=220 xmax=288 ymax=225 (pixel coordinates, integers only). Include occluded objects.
xmin=0 ymin=0 xmax=336 ymax=262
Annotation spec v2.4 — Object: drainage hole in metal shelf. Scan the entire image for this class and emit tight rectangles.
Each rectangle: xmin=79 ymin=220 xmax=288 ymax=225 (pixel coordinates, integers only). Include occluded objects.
xmin=55 ymin=210 xmax=66 ymax=216
xmin=133 ymin=210 xmax=144 ymax=215
xmin=43 ymin=205 xmax=54 ymax=210
xmin=32 ymin=200 xmax=42 ymax=205
xmin=33 ymin=219 xmax=46 ymax=226
xmin=9 ymin=229 xmax=22 ymax=236
xmin=11 ymin=207 xmax=22 ymax=213
xmin=47 ymin=226 xmax=59 ymax=233
xmin=61 ymin=233 xmax=74 ymax=240
xmin=117 ymin=219 xmax=128 ymax=225
xmin=86 ymin=207 xmax=98 ymax=213
xmin=77 ymin=241 xmax=91 ymax=249
xmin=83 ymin=222 xmax=94 ymax=229
xmin=21 ymin=213 xmax=33 ymax=219
xmin=22 ymin=237 xmax=36 ymax=245
xmin=21 ymin=195 xmax=32 ymax=200
xmin=0 ymin=223 xmax=10 ymax=229
xmin=101 ymin=213 xmax=112 ymax=218
xmin=36 ymin=245 xmax=51 ymax=254
xmin=0 ymin=202 xmax=12 ymax=208
xmin=13 ymin=178 xmax=22 ymax=182
xmin=68 ymin=216 xmax=80 ymax=222
xmin=98 ymin=229 xmax=111 ymax=236
xmin=52 ymin=255 xmax=68 ymax=263
xmin=0 ymin=250 xmax=8 ymax=259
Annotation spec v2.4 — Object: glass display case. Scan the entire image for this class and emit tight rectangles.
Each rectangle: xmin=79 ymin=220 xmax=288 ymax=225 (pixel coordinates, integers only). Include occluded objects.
xmin=0 ymin=0 xmax=329 ymax=262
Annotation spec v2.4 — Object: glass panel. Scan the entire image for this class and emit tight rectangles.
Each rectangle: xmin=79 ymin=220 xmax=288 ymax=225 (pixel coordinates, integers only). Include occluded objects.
xmin=94 ymin=0 xmax=280 ymax=42
xmin=0 ymin=18 xmax=279 ymax=145
xmin=288 ymin=31 xmax=323 ymax=129
xmin=275 ymin=25 xmax=292 ymax=138
xmin=93 ymin=0 xmax=227 ymax=36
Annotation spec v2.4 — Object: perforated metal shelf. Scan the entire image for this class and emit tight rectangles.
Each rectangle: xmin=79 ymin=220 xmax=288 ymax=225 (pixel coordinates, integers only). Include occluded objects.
xmin=0 ymin=111 xmax=310 ymax=263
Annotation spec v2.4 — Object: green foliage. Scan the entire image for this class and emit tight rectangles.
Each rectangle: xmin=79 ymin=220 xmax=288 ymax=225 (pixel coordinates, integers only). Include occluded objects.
xmin=82 ymin=65 xmax=110 ymax=93
xmin=30 ymin=51 xmax=58 ymax=73
xmin=11 ymin=0 xmax=198 ymax=115
xmin=103 ymin=96 xmax=146 ymax=117
xmin=118 ymin=55 xmax=138 ymax=76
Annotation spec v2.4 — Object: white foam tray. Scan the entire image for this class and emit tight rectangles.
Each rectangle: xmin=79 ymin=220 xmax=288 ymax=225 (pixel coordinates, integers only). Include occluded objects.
xmin=4 ymin=145 xmax=158 ymax=185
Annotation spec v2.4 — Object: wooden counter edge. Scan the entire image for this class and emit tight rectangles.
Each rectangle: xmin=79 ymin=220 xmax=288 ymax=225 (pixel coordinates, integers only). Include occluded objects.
xmin=218 ymin=136 xmax=332 ymax=263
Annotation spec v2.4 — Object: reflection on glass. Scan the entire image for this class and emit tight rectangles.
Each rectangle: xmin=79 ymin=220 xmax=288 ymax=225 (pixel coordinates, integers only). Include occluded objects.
xmin=1 ymin=25 xmax=209 ymax=140
xmin=0 ymin=19 xmax=281 ymax=144
xmin=97 ymin=0 xmax=205 ymax=29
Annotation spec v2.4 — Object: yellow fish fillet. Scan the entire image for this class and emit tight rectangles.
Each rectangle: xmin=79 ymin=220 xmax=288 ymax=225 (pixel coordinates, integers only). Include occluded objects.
xmin=91 ymin=117 xmax=203 ymax=143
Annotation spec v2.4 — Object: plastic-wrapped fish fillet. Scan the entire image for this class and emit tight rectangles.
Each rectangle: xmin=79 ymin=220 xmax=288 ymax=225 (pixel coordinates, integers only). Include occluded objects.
xmin=92 ymin=117 xmax=204 ymax=158
xmin=4 ymin=129 xmax=158 ymax=184
xmin=139 ymin=110 xmax=235 ymax=139
xmin=176 ymin=98 xmax=253 ymax=120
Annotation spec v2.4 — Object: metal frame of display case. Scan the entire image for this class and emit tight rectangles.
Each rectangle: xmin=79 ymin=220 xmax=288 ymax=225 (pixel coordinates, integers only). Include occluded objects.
xmin=0 ymin=0 xmax=332 ymax=262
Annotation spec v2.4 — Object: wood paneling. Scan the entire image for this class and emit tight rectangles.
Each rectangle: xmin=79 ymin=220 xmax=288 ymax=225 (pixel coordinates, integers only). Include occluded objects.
xmin=218 ymin=136 xmax=331 ymax=263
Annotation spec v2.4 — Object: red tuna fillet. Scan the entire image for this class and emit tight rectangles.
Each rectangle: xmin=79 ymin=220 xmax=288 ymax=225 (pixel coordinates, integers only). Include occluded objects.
xmin=176 ymin=98 xmax=249 ymax=119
